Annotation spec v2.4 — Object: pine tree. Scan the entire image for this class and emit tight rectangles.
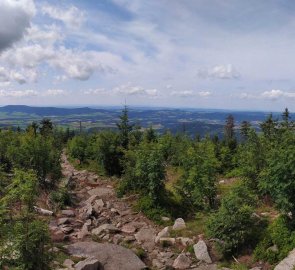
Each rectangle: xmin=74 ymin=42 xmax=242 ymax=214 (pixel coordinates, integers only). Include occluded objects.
xmin=116 ymin=105 xmax=133 ymax=149
xmin=240 ymin=120 xmax=251 ymax=141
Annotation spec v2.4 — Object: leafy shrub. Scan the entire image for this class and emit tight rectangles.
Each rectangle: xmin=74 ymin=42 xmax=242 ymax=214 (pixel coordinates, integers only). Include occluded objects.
xmin=50 ymin=188 xmax=71 ymax=209
xmin=206 ymin=184 xmax=262 ymax=257
xmin=254 ymin=216 xmax=295 ymax=264
xmin=134 ymin=195 xmax=168 ymax=223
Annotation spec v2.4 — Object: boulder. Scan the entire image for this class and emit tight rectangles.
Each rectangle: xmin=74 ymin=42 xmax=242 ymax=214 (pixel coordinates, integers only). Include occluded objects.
xmin=193 ymin=240 xmax=212 ymax=263
xmin=33 ymin=206 xmax=54 ymax=216
xmin=74 ymin=257 xmax=101 ymax=270
xmin=95 ymin=199 xmax=104 ymax=208
xmin=173 ymin=253 xmax=192 ymax=269
xmin=155 ymin=226 xmax=170 ymax=243
xmin=172 ymin=218 xmax=186 ymax=230
xmin=66 ymin=242 xmax=146 ymax=270
xmin=58 ymin=218 xmax=70 ymax=226
xmin=177 ymin=237 xmax=194 ymax=246
xmin=274 ymin=248 xmax=295 ymax=270
xmin=63 ymin=259 xmax=74 ymax=269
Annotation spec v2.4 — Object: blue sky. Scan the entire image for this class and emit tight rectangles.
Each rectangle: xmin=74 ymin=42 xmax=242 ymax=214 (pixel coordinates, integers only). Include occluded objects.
xmin=0 ymin=0 xmax=295 ymax=111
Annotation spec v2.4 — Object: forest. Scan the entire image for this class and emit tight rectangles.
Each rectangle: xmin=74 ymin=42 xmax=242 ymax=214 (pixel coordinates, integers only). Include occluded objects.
xmin=0 ymin=107 xmax=294 ymax=269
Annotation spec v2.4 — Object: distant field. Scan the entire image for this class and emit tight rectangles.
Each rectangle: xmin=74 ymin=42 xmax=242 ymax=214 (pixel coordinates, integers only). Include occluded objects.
xmin=0 ymin=105 xmax=290 ymax=137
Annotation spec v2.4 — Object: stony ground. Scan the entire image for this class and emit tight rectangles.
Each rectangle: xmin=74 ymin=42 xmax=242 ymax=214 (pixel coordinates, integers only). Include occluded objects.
xmin=47 ymin=153 xmax=259 ymax=270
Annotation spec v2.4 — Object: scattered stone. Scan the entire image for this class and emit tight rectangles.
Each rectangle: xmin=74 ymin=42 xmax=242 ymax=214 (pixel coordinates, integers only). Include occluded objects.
xmin=58 ymin=218 xmax=70 ymax=226
xmin=78 ymin=224 xmax=89 ymax=240
xmin=193 ymin=240 xmax=212 ymax=263
xmin=155 ymin=226 xmax=170 ymax=243
xmin=161 ymin=216 xmax=170 ymax=222
xmin=172 ymin=218 xmax=186 ymax=230
xmin=113 ymin=234 xmax=124 ymax=244
xmin=121 ymin=223 xmax=136 ymax=234
xmin=74 ymin=257 xmax=101 ymax=270
xmin=63 ymin=259 xmax=74 ymax=269
xmin=95 ymin=199 xmax=104 ymax=208
xmin=61 ymin=209 xmax=75 ymax=217
xmin=92 ymin=224 xmax=120 ymax=236
xmin=33 ymin=206 xmax=54 ymax=216
xmin=125 ymin=235 xmax=136 ymax=242
xmin=177 ymin=237 xmax=194 ymax=246
xmin=60 ymin=225 xmax=74 ymax=234
xmin=268 ymin=244 xmax=278 ymax=252
xmin=173 ymin=253 xmax=192 ymax=269
xmin=88 ymin=187 xmax=113 ymax=197
xmin=152 ymin=259 xmax=164 ymax=269
xmin=135 ymin=227 xmax=156 ymax=251
xmin=66 ymin=242 xmax=146 ymax=270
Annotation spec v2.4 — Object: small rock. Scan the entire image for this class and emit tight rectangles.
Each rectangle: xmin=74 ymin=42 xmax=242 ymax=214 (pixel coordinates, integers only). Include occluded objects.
xmin=121 ymin=223 xmax=136 ymax=234
xmin=61 ymin=209 xmax=75 ymax=217
xmin=74 ymin=257 xmax=101 ymax=270
xmin=63 ymin=259 xmax=74 ymax=268
xmin=193 ymin=240 xmax=212 ymax=263
xmin=92 ymin=224 xmax=120 ymax=236
xmin=161 ymin=216 xmax=171 ymax=222
xmin=155 ymin=226 xmax=170 ymax=243
xmin=177 ymin=237 xmax=194 ymax=246
xmin=58 ymin=218 xmax=70 ymax=226
xmin=173 ymin=253 xmax=192 ymax=269
xmin=78 ymin=224 xmax=89 ymax=240
xmin=152 ymin=259 xmax=164 ymax=269
xmin=172 ymin=218 xmax=186 ymax=230
xmin=94 ymin=199 xmax=104 ymax=208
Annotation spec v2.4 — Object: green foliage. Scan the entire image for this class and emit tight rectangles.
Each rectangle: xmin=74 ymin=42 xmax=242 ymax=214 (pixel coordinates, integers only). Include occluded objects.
xmin=120 ymin=141 xmax=166 ymax=205
xmin=259 ymin=130 xmax=295 ymax=214
xmin=50 ymin=187 xmax=72 ymax=210
xmin=134 ymin=195 xmax=168 ymax=223
xmin=116 ymin=105 xmax=133 ymax=149
xmin=179 ymin=138 xmax=219 ymax=210
xmin=68 ymin=135 xmax=88 ymax=163
xmin=206 ymin=184 xmax=261 ymax=257
xmin=254 ymin=216 xmax=295 ymax=264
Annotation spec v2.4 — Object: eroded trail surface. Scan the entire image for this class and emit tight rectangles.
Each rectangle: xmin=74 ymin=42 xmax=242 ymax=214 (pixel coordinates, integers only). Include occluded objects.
xmin=50 ymin=152 xmax=220 ymax=270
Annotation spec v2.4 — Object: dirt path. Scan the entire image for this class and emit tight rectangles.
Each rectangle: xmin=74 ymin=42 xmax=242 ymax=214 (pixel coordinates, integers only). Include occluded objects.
xmin=48 ymin=152 xmax=216 ymax=269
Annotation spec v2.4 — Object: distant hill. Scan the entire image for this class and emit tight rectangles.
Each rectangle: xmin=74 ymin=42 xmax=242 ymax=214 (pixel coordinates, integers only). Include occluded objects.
xmin=0 ymin=105 xmax=293 ymax=137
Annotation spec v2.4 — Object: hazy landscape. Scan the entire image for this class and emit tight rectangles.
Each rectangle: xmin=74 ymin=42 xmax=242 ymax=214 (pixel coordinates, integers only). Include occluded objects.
xmin=0 ymin=105 xmax=291 ymax=137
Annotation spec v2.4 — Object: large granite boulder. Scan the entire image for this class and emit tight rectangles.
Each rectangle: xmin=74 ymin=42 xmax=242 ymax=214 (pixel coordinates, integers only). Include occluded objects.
xmin=193 ymin=240 xmax=212 ymax=263
xmin=274 ymin=248 xmax=295 ymax=270
xmin=66 ymin=242 xmax=146 ymax=270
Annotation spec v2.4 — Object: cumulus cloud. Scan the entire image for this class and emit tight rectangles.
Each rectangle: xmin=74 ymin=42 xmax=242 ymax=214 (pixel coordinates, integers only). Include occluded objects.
xmin=84 ymin=88 xmax=106 ymax=95
xmin=0 ymin=0 xmax=35 ymax=52
xmin=171 ymin=90 xmax=211 ymax=97
xmin=0 ymin=66 xmax=37 ymax=84
xmin=0 ymin=89 xmax=38 ymax=98
xmin=44 ymin=89 xmax=65 ymax=96
xmin=113 ymin=83 xmax=158 ymax=96
xmin=42 ymin=4 xmax=84 ymax=29
xmin=239 ymin=89 xmax=295 ymax=100
xmin=197 ymin=64 xmax=240 ymax=79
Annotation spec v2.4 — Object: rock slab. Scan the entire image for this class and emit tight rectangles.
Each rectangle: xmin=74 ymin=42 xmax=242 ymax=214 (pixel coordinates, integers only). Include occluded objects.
xmin=274 ymin=248 xmax=295 ymax=270
xmin=193 ymin=240 xmax=212 ymax=264
xmin=66 ymin=241 xmax=146 ymax=270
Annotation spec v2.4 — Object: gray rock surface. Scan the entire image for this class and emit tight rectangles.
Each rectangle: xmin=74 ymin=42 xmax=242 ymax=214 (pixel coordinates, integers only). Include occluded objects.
xmin=193 ymin=240 xmax=212 ymax=263
xmin=74 ymin=257 xmax=101 ymax=270
xmin=172 ymin=253 xmax=192 ymax=269
xmin=66 ymin=242 xmax=146 ymax=270
xmin=172 ymin=218 xmax=186 ymax=230
xmin=274 ymin=248 xmax=295 ymax=270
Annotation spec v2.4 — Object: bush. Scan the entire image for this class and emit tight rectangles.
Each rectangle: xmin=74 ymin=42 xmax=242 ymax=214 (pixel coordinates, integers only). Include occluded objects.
xmin=206 ymin=184 xmax=261 ymax=257
xmin=254 ymin=216 xmax=295 ymax=264
xmin=134 ymin=195 xmax=169 ymax=223
xmin=50 ymin=188 xmax=71 ymax=209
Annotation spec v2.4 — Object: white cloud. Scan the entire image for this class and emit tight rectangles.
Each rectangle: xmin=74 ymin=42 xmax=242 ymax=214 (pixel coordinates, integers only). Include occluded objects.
xmin=170 ymin=90 xmax=211 ymax=97
xmin=0 ymin=89 xmax=38 ymax=98
xmin=113 ymin=83 xmax=158 ymax=96
xmin=171 ymin=90 xmax=194 ymax=97
xmin=262 ymin=89 xmax=295 ymax=100
xmin=197 ymin=64 xmax=240 ymax=79
xmin=0 ymin=66 xmax=37 ymax=84
xmin=42 ymin=4 xmax=84 ymax=29
xmin=44 ymin=89 xmax=65 ymax=96
xmin=84 ymin=88 xmax=106 ymax=95
xmin=0 ymin=0 xmax=35 ymax=51
xmin=199 ymin=91 xmax=211 ymax=97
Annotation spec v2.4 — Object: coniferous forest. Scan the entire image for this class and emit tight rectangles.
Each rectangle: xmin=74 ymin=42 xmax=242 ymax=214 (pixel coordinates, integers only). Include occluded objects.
xmin=0 ymin=106 xmax=294 ymax=269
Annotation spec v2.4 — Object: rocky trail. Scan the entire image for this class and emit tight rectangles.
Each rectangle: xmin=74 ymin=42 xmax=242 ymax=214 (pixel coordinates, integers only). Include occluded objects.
xmin=47 ymin=153 xmax=249 ymax=270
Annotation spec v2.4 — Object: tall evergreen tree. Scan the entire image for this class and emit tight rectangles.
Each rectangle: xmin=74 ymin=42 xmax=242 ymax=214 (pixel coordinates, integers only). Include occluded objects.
xmin=116 ymin=105 xmax=133 ymax=149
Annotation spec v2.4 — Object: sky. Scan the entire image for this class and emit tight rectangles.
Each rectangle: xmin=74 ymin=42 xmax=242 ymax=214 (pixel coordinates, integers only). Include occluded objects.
xmin=0 ymin=0 xmax=295 ymax=111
